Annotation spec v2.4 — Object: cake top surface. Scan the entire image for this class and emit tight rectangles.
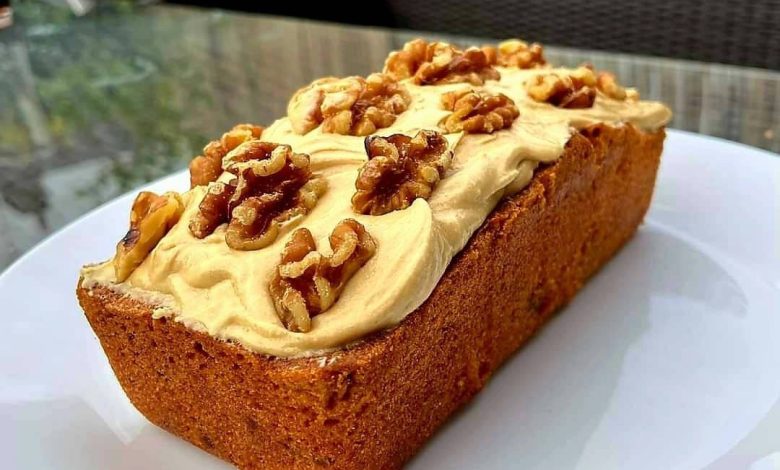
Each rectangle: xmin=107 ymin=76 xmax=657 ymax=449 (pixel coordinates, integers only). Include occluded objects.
xmin=81 ymin=39 xmax=671 ymax=357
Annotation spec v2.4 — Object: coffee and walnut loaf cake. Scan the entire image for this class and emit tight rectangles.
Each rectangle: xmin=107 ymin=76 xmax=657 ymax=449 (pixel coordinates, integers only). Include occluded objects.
xmin=78 ymin=38 xmax=671 ymax=469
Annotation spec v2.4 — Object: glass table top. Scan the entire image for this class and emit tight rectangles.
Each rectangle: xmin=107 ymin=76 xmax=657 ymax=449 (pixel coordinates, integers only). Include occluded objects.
xmin=0 ymin=3 xmax=778 ymax=270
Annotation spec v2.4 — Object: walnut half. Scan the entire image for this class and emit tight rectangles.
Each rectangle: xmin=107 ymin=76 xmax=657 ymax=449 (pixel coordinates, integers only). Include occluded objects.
xmin=269 ymin=219 xmax=377 ymax=332
xmin=352 ymin=130 xmax=452 ymax=215
xmin=287 ymin=73 xmax=410 ymax=136
xmin=188 ymin=141 xmax=326 ymax=250
xmin=597 ymin=71 xmax=639 ymax=100
xmin=189 ymin=123 xmax=264 ymax=188
xmin=440 ymin=89 xmax=519 ymax=134
xmin=524 ymin=66 xmax=598 ymax=109
xmin=384 ymin=39 xmax=500 ymax=86
xmin=482 ymin=39 xmax=546 ymax=69
xmin=114 ymin=191 xmax=184 ymax=282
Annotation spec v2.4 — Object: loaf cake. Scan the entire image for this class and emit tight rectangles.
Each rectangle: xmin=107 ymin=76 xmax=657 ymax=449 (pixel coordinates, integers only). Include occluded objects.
xmin=78 ymin=38 xmax=671 ymax=469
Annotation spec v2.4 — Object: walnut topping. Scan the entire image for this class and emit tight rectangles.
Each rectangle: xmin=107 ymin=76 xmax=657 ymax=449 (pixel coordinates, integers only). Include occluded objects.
xmin=188 ymin=142 xmax=326 ymax=250
xmin=483 ymin=39 xmax=546 ymax=69
xmin=524 ymin=66 xmax=598 ymax=109
xmin=597 ymin=71 xmax=639 ymax=100
xmin=189 ymin=123 xmax=264 ymax=188
xmin=352 ymin=130 xmax=452 ymax=215
xmin=269 ymin=219 xmax=376 ymax=332
xmin=114 ymin=191 xmax=184 ymax=282
xmin=287 ymin=73 xmax=411 ymax=136
xmin=188 ymin=181 xmax=235 ymax=239
xmin=440 ymin=89 xmax=519 ymax=133
xmin=383 ymin=39 xmax=500 ymax=86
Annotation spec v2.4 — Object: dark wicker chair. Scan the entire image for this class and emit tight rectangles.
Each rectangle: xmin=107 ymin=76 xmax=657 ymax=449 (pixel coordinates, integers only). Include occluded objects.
xmin=382 ymin=0 xmax=780 ymax=70
xmin=174 ymin=0 xmax=780 ymax=69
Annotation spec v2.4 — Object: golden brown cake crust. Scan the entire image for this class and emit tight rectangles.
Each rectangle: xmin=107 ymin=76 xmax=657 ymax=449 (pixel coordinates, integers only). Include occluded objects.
xmin=77 ymin=123 xmax=665 ymax=470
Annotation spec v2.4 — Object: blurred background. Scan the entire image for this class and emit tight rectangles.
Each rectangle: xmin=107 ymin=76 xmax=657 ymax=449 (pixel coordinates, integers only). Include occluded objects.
xmin=0 ymin=0 xmax=778 ymax=270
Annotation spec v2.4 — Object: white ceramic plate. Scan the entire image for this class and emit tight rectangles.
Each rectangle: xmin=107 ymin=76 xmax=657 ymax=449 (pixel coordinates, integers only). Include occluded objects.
xmin=1 ymin=130 xmax=779 ymax=470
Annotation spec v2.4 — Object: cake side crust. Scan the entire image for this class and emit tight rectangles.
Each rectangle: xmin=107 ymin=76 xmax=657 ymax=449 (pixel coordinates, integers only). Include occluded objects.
xmin=77 ymin=123 xmax=665 ymax=470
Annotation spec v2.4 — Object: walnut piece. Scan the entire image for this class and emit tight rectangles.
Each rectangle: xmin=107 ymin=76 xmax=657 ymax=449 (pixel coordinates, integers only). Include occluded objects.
xmin=287 ymin=73 xmax=410 ymax=136
xmin=189 ymin=123 xmax=264 ymax=188
xmin=440 ymin=89 xmax=519 ymax=133
xmin=114 ymin=191 xmax=183 ymax=282
xmin=188 ymin=181 xmax=235 ymax=239
xmin=188 ymin=141 xmax=326 ymax=250
xmin=269 ymin=219 xmax=376 ymax=332
xmin=352 ymin=129 xmax=452 ymax=215
xmin=482 ymin=39 xmax=546 ymax=69
xmin=597 ymin=71 xmax=639 ymax=100
xmin=524 ymin=66 xmax=598 ymax=109
xmin=384 ymin=39 xmax=500 ymax=86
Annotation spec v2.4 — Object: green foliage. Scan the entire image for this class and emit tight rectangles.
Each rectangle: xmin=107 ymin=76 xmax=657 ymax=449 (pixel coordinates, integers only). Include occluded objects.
xmin=4 ymin=1 xmax=218 ymax=202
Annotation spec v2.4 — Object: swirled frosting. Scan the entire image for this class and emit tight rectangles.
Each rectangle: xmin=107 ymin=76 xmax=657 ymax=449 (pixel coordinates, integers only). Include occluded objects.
xmin=81 ymin=65 xmax=671 ymax=357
